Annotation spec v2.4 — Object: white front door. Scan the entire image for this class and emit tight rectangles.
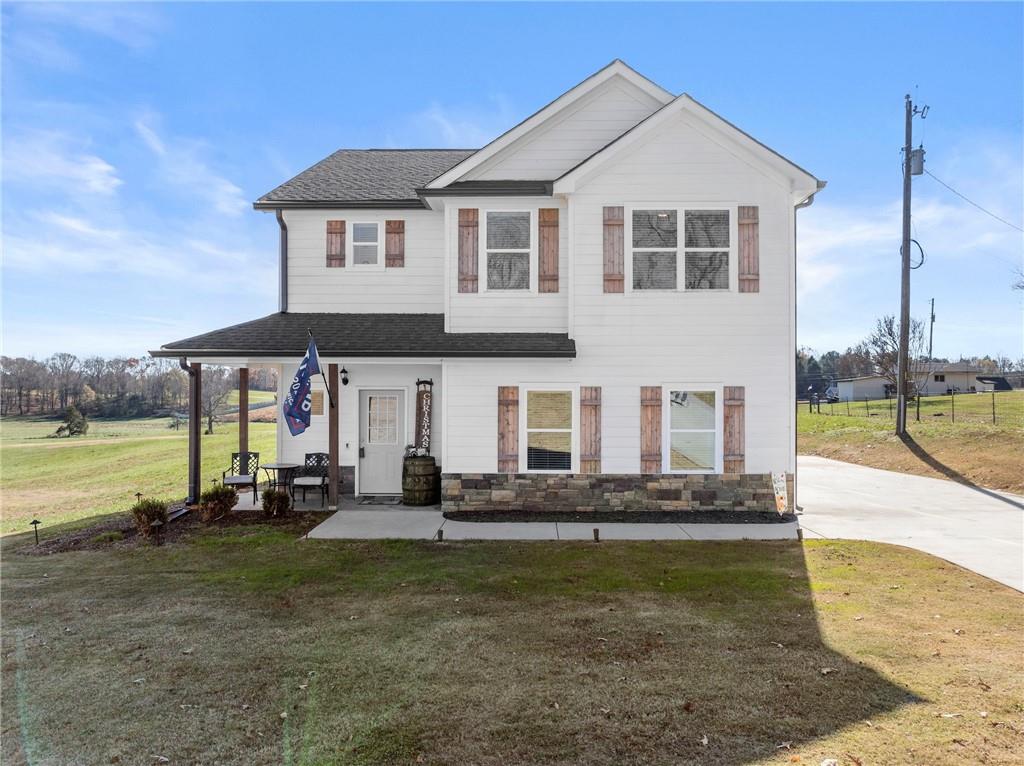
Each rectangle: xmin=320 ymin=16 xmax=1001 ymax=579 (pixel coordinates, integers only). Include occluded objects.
xmin=359 ymin=389 xmax=405 ymax=495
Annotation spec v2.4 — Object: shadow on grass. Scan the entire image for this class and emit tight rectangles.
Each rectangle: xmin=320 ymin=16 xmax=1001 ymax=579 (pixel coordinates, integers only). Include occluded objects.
xmin=899 ymin=433 xmax=1024 ymax=509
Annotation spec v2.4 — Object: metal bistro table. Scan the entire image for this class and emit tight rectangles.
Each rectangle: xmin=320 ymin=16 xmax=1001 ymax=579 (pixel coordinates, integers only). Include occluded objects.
xmin=262 ymin=462 xmax=300 ymax=492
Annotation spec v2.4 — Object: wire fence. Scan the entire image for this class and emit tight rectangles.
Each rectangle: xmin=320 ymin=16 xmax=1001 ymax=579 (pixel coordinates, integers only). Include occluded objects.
xmin=800 ymin=390 xmax=1024 ymax=427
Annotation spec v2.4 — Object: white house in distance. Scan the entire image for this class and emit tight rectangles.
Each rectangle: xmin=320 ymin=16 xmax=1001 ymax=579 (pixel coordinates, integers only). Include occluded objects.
xmin=835 ymin=362 xmax=989 ymax=402
xmin=153 ymin=61 xmax=824 ymax=514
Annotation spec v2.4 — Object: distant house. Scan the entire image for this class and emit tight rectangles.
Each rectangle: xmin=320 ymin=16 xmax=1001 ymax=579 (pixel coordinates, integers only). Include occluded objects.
xmin=835 ymin=362 xmax=989 ymax=401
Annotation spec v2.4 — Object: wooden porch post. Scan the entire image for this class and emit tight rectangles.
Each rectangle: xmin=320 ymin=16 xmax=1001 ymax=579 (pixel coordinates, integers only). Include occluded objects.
xmin=188 ymin=362 xmax=202 ymax=505
xmin=328 ymin=363 xmax=339 ymax=509
xmin=238 ymin=367 xmax=249 ymax=455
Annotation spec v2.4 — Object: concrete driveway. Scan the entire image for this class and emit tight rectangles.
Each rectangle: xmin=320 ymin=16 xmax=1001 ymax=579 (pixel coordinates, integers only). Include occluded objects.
xmin=797 ymin=456 xmax=1024 ymax=591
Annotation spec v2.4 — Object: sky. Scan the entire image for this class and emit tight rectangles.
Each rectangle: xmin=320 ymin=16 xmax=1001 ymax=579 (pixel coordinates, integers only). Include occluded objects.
xmin=2 ymin=1 xmax=1022 ymax=362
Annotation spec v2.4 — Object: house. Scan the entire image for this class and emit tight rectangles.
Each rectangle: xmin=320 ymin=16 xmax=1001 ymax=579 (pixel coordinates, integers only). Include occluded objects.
xmin=835 ymin=362 xmax=989 ymax=401
xmin=152 ymin=61 xmax=824 ymax=514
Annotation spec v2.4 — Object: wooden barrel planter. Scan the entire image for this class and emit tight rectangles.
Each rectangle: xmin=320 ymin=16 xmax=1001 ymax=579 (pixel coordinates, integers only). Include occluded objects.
xmin=402 ymin=456 xmax=439 ymax=506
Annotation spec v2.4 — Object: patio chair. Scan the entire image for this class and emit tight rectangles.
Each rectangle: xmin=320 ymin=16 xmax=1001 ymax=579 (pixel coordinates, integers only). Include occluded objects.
xmin=223 ymin=451 xmax=260 ymax=503
xmin=291 ymin=452 xmax=330 ymax=507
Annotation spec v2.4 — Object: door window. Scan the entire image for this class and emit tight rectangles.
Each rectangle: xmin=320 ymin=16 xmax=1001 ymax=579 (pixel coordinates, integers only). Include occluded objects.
xmin=367 ymin=394 xmax=398 ymax=444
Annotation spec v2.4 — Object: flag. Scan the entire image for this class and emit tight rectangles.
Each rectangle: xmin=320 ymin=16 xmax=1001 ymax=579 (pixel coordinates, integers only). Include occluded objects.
xmin=283 ymin=337 xmax=321 ymax=436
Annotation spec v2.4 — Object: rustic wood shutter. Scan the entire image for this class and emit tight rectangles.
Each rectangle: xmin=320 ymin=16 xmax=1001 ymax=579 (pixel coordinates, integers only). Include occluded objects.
xmin=580 ymin=386 xmax=601 ymax=473
xmin=603 ymin=206 xmax=624 ymax=293
xmin=640 ymin=386 xmax=662 ymax=473
xmin=738 ymin=206 xmax=759 ymax=292
xmin=723 ymin=386 xmax=745 ymax=473
xmin=458 ymin=209 xmax=479 ymax=293
xmin=497 ymin=386 xmax=519 ymax=472
xmin=538 ymin=208 xmax=559 ymax=293
xmin=385 ymin=220 xmax=405 ymax=267
xmin=326 ymin=220 xmax=345 ymax=267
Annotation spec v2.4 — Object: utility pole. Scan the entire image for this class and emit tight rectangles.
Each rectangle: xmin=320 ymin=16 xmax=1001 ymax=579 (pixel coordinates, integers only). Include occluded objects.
xmin=927 ymin=297 xmax=935 ymax=360
xmin=896 ymin=94 xmax=928 ymax=436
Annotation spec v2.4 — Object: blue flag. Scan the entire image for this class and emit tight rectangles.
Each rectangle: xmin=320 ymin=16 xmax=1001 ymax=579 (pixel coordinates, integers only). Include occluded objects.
xmin=283 ymin=338 xmax=321 ymax=436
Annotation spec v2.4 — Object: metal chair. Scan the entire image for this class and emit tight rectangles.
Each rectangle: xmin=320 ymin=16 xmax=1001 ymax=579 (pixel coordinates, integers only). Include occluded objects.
xmin=223 ymin=451 xmax=260 ymax=503
xmin=291 ymin=452 xmax=330 ymax=507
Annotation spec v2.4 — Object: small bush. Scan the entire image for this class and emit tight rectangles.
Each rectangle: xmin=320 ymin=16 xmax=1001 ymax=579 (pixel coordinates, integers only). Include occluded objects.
xmin=130 ymin=498 xmax=169 ymax=538
xmin=199 ymin=485 xmax=238 ymax=522
xmin=55 ymin=405 xmax=89 ymax=437
xmin=262 ymin=488 xmax=291 ymax=518
xmin=89 ymin=530 xmax=125 ymax=544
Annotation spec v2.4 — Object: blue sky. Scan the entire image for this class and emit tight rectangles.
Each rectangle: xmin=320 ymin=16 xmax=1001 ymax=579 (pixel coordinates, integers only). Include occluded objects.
xmin=2 ymin=2 xmax=1022 ymax=361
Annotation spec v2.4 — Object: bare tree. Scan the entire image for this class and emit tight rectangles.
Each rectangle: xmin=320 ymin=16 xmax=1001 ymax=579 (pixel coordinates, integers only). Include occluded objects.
xmin=200 ymin=367 xmax=235 ymax=434
xmin=864 ymin=315 xmax=926 ymax=395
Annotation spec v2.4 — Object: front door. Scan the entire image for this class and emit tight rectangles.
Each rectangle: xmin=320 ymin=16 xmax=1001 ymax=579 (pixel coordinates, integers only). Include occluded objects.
xmin=359 ymin=389 xmax=405 ymax=495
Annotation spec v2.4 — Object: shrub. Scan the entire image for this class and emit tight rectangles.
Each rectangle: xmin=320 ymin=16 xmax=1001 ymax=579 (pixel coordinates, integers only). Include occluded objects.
xmin=90 ymin=530 xmax=125 ymax=544
xmin=130 ymin=498 xmax=169 ymax=538
xmin=199 ymin=485 xmax=238 ymax=522
xmin=55 ymin=405 xmax=89 ymax=437
xmin=262 ymin=488 xmax=291 ymax=518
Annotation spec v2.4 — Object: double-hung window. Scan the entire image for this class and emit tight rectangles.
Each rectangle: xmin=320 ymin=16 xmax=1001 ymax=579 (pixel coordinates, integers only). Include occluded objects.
xmin=484 ymin=211 xmax=532 ymax=290
xmin=630 ymin=208 xmax=732 ymax=291
xmin=524 ymin=389 xmax=573 ymax=471
xmin=666 ymin=389 xmax=718 ymax=472
xmin=352 ymin=222 xmax=380 ymax=266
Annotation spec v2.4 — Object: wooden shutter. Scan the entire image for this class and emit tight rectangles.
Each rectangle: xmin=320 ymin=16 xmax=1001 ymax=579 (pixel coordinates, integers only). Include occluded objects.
xmin=603 ymin=206 xmax=624 ymax=293
xmin=640 ymin=386 xmax=662 ymax=473
xmin=497 ymin=386 xmax=519 ymax=472
xmin=538 ymin=208 xmax=559 ymax=293
xmin=738 ymin=206 xmax=759 ymax=293
xmin=723 ymin=386 xmax=745 ymax=473
xmin=458 ymin=209 xmax=479 ymax=293
xmin=580 ymin=386 xmax=601 ymax=473
xmin=326 ymin=220 xmax=345 ymax=267
xmin=385 ymin=220 xmax=405 ymax=267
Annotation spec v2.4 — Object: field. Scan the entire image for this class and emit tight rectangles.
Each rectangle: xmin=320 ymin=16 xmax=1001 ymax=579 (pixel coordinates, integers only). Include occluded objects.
xmin=2 ymin=529 xmax=1021 ymax=765
xmin=798 ymin=391 xmax=1024 ymax=494
xmin=0 ymin=412 xmax=276 ymax=535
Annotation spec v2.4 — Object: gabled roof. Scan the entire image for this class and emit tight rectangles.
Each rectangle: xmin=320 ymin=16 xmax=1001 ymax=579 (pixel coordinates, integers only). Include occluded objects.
xmin=552 ymin=93 xmax=823 ymax=199
xmin=254 ymin=149 xmax=475 ymax=210
xmin=422 ymin=59 xmax=674 ymax=190
xmin=152 ymin=313 xmax=576 ymax=359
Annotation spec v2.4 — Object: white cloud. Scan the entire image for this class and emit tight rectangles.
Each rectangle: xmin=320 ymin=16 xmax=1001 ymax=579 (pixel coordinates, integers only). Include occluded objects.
xmin=3 ymin=131 xmax=123 ymax=195
xmin=389 ymin=96 xmax=518 ymax=148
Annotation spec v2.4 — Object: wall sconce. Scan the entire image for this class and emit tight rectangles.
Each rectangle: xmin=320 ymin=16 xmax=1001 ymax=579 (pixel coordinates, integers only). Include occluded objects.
xmin=340 ymin=368 xmax=349 ymax=386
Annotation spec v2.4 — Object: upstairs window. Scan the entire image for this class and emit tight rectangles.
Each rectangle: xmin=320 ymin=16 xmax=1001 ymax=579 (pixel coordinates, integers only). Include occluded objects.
xmin=352 ymin=222 xmax=380 ymax=266
xmin=525 ymin=390 xmax=573 ymax=471
xmin=630 ymin=208 xmax=732 ymax=291
xmin=667 ymin=389 xmax=717 ymax=472
xmin=485 ymin=211 xmax=531 ymax=290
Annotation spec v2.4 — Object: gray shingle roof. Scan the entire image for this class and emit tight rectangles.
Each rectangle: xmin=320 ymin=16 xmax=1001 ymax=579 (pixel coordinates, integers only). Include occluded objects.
xmin=254 ymin=149 xmax=476 ymax=209
xmin=154 ymin=313 xmax=576 ymax=358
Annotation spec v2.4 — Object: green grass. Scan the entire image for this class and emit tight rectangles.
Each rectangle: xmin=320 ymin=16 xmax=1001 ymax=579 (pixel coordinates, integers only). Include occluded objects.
xmin=1 ymin=532 xmax=1021 ymax=765
xmin=805 ymin=389 xmax=1023 ymax=427
xmin=227 ymin=388 xmax=277 ymax=407
xmin=0 ymin=415 xmax=275 ymax=535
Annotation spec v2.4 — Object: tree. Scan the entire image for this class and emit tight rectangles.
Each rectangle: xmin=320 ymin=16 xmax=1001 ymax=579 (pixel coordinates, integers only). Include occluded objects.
xmin=864 ymin=315 xmax=926 ymax=395
xmin=200 ymin=367 xmax=235 ymax=434
xmin=55 ymin=405 xmax=89 ymax=437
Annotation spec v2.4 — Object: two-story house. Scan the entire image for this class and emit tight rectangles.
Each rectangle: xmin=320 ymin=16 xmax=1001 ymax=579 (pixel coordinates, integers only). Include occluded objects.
xmin=154 ymin=61 xmax=824 ymax=514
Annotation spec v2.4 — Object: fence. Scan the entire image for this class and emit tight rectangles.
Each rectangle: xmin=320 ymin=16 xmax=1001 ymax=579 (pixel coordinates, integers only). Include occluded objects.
xmin=800 ymin=390 xmax=1023 ymax=427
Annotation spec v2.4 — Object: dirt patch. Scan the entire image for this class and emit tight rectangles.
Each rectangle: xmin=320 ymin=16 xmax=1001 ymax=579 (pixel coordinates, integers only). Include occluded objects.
xmin=444 ymin=509 xmax=796 ymax=524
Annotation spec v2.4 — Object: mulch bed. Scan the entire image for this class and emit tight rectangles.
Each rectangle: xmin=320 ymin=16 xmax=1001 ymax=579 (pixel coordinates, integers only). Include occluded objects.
xmin=443 ymin=510 xmax=797 ymax=524
xmin=17 ymin=506 xmax=331 ymax=556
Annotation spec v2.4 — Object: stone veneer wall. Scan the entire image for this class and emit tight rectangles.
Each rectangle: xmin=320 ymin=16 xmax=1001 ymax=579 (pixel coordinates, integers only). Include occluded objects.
xmin=442 ymin=473 xmax=794 ymax=514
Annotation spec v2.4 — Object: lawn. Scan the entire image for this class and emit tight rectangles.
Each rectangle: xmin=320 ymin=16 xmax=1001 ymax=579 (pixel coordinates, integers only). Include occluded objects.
xmin=1 ymin=529 xmax=1021 ymax=765
xmin=0 ymin=414 xmax=276 ymax=535
xmin=798 ymin=391 xmax=1024 ymax=494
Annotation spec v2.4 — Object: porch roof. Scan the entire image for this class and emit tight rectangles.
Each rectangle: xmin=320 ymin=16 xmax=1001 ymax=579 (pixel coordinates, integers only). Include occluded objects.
xmin=151 ymin=312 xmax=576 ymax=359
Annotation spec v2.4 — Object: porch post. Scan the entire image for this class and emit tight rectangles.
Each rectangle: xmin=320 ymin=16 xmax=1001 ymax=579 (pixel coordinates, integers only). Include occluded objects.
xmin=238 ymin=367 xmax=249 ymax=455
xmin=188 ymin=362 xmax=202 ymax=505
xmin=328 ymin=363 xmax=339 ymax=509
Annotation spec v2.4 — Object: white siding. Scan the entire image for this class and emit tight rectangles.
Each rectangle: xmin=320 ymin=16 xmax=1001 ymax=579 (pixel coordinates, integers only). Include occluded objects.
xmin=285 ymin=209 xmax=444 ymax=313
xmin=465 ymin=76 xmax=663 ymax=181
xmin=446 ymin=198 xmax=569 ymax=333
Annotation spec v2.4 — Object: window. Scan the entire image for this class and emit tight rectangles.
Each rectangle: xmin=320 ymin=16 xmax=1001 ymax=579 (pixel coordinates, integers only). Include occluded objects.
xmin=352 ymin=222 xmax=380 ymax=266
xmin=525 ymin=390 xmax=573 ymax=471
xmin=934 ymin=374 xmax=945 ymax=382
xmin=485 ymin=211 xmax=531 ymax=290
xmin=630 ymin=208 xmax=731 ymax=291
xmin=667 ymin=390 xmax=717 ymax=472
xmin=366 ymin=394 xmax=398 ymax=444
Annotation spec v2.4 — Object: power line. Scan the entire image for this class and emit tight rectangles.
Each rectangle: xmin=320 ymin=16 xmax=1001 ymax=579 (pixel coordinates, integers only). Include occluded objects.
xmin=923 ymin=169 xmax=1024 ymax=233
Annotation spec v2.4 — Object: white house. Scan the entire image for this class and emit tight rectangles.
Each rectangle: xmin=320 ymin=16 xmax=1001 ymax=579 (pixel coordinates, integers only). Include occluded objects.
xmin=835 ymin=362 xmax=989 ymax=401
xmin=153 ymin=61 xmax=824 ymax=514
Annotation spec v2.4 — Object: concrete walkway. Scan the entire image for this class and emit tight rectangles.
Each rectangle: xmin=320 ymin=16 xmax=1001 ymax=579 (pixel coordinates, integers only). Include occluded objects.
xmin=797 ymin=455 xmax=1024 ymax=591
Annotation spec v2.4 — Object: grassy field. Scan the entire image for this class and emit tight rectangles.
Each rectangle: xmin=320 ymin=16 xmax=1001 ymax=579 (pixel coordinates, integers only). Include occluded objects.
xmin=0 ymin=414 xmax=275 ymax=535
xmin=798 ymin=391 xmax=1024 ymax=494
xmin=1 ymin=530 xmax=1021 ymax=765
xmin=227 ymin=389 xmax=277 ymax=406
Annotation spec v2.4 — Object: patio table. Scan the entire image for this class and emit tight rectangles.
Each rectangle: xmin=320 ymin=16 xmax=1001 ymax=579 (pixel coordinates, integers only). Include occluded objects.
xmin=262 ymin=462 xmax=300 ymax=491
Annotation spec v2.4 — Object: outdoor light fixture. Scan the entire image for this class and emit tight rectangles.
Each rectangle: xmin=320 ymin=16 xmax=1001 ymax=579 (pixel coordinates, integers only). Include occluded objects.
xmin=30 ymin=519 xmax=41 ymax=546
xmin=340 ymin=368 xmax=349 ymax=386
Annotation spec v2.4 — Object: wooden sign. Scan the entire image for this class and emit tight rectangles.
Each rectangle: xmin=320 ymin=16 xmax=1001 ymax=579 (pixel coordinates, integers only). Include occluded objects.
xmin=311 ymin=390 xmax=324 ymax=416
xmin=772 ymin=472 xmax=788 ymax=514
xmin=415 ymin=381 xmax=433 ymax=452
